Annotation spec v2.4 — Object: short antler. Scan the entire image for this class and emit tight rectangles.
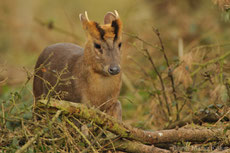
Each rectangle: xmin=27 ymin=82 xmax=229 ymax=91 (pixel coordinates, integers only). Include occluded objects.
xmin=114 ymin=10 xmax=119 ymax=18
xmin=84 ymin=11 xmax=89 ymax=21
xmin=79 ymin=11 xmax=89 ymax=22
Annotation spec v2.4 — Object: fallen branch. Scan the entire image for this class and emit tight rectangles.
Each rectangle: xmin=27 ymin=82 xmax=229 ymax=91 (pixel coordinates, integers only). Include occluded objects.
xmin=211 ymin=148 xmax=230 ymax=153
xmin=38 ymin=99 xmax=226 ymax=145
xmin=112 ymin=139 xmax=171 ymax=153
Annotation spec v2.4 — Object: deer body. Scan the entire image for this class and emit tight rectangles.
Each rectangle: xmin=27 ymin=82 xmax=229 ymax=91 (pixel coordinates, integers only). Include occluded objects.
xmin=33 ymin=11 xmax=123 ymax=120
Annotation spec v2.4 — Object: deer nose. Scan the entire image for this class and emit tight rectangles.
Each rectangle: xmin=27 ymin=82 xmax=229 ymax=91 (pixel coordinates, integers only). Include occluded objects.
xmin=108 ymin=65 xmax=120 ymax=75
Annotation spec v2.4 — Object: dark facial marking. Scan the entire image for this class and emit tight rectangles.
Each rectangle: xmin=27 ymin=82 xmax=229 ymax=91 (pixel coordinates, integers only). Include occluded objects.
xmin=94 ymin=22 xmax=105 ymax=40
xmin=111 ymin=20 xmax=119 ymax=41
xmin=118 ymin=42 xmax=122 ymax=49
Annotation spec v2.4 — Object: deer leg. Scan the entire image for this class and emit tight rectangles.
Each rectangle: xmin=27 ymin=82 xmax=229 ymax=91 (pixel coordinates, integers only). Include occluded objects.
xmin=107 ymin=101 xmax=122 ymax=121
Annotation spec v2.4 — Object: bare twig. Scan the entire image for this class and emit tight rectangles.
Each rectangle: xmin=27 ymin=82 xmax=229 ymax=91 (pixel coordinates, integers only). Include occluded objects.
xmin=153 ymin=27 xmax=179 ymax=120
xmin=128 ymin=55 xmax=165 ymax=110
xmin=131 ymin=43 xmax=169 ymax=117
xmin=15 ymin=110 xmax=62 ymax=153
xmin=144 ymin=48 xmax=171 ymax=117
xmin=214 ymin=109 xmax=230 ymax=126
xmin=66 ymin=117 xmax=98 ymax=153
xmin=191 ymin=50 xmax=230 ymax=76
xmin=82 ymin=124 xmax=104 ymax=153
xmin=1 ymin=103 xmax=6 ymax=129
xmin=94 ymin=124 xmax=117 ymax=152
xmin=34 ymin=17 xmax=80 ymax=41
xmin=189 ymin=42 xmax=230 ymax=52
xmin=124 ymin=32 xmax=160 ymax=49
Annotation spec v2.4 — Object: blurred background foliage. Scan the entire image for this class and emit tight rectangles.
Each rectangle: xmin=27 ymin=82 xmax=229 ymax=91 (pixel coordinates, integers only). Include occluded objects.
xmin=0 ymin=0 xmax=230 ymax=131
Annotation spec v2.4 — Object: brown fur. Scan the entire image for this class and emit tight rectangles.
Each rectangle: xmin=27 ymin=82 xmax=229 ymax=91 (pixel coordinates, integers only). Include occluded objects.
xmin=33 ymin=11 xmax=123 ymax=120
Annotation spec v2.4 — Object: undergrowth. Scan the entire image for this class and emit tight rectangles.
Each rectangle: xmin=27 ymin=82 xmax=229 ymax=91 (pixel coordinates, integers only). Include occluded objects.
xmin=1 ymin=0 xmax=230 ymax=152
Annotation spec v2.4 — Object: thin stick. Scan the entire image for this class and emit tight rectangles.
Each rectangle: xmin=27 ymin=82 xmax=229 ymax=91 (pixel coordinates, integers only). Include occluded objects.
xmin=66 ymin=118 xmax=98 ymax=153
xmin=15 ymin=110 xmax=62 ymax=153
xmin=1 ymin=103 xmax=5 ymax=128
xmin=124 ymin=32 xmax=160 ymax=49
xmin=153 ymin=27 xmax=178 ymax=120
xmin=34 ymin=18 xmax=80 ymax=41
xmin=214 ymin=109 xmax=230 ymax=126
xmin=93 ymin=124 xmax=117 ymax=152
xmin=128 ymin=56 xmax=166 ymax=111
xmin=144 ymin=48 xmax=171 ymax=117
xmin=191 ymin=50 xmax=230 ymax=76
xmin=131 ymin=43 xmax=168 ymax=117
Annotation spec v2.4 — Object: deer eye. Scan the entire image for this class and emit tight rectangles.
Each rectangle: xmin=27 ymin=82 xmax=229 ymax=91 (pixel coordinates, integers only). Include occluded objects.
xmin=118 ymin=42 xmax=122 ymax=49
xmin=94 ymin=43 xmax=101 ymax=49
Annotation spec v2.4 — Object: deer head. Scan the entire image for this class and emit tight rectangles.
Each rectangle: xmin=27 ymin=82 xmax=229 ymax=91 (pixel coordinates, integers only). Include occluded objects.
xmin=79 ymin=10 xmax=123 ymax=76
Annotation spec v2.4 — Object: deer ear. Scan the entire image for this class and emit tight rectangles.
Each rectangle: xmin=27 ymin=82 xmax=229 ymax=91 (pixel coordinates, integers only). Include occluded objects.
xmin=110 ymin=10 xmax=122 ymax=40
xmin=104 ymin=12 xmax=116 ymax=24
xmin=79 ymin=11 xmax=104 ymax=39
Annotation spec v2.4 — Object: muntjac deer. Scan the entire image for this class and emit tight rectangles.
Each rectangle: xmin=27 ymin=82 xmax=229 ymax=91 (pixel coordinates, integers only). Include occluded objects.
xmin=33 ymin=11 xmax=123 ymax=120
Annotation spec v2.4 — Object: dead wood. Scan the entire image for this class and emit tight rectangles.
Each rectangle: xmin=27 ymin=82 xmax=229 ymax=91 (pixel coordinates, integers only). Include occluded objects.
xmin=112 ymin=139 xmax=171 ymax=153
xmin=37 ymin=99 xmax=226 ymax=146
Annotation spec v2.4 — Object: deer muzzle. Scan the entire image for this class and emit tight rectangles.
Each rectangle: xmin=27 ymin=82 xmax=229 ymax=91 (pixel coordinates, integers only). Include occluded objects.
xmin=108 ymin=65 xmax=120 ymax=75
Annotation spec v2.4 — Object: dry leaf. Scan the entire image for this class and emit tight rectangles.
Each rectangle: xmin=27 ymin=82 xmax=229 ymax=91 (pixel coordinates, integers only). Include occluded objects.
xmin=173 ymin=64 xmax=193 ymax=88
xmin=210 ymin=84 xmax=229 ymax=103
xmin=173 ymin=51 xmax=203 ymax=88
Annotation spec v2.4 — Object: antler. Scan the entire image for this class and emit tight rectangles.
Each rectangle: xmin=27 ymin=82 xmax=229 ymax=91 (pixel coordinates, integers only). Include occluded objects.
xmin=114 ymin=10 xmax=119 ymax=19
xmin=79 ymin=11 xmax=90 ymax=22
xmin=84 ymin=11 xmax=89 ymax=21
